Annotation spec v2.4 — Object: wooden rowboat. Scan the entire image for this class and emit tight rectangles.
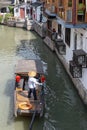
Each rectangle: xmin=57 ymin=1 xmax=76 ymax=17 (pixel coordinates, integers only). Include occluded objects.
xmin=14 ymin=59 xmax=46 ymax=117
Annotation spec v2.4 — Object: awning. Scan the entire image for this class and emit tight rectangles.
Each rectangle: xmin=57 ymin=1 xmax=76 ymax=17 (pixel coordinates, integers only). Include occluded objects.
xmin=45 ymin=9 xmax=56 ymax=19
xmin=31 ymin=2 xmax=42 ymax=8
xmin=57 ymin=16 xmax=87 ymax=28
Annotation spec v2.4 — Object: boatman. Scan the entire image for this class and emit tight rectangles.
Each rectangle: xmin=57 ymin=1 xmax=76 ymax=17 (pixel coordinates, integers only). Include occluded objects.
xmin=28 ymin=71 xmax=42 ymax=100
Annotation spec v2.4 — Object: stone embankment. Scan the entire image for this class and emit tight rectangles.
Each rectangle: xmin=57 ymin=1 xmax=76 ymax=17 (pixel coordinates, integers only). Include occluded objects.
xmin=55 ymin=48 xmax=87 ymax=105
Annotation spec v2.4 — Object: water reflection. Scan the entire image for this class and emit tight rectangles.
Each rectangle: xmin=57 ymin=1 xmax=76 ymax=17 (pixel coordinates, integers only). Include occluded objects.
xmin=16 ymin=39 xmax=39 ymax=59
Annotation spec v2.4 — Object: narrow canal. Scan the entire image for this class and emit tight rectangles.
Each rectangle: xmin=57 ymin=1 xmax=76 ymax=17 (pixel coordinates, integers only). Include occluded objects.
xmin=0 ymin=25 xmax=87 ymax=130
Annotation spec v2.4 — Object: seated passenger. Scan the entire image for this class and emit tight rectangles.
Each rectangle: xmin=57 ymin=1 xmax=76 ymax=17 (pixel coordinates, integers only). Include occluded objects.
xmin=15 ymin=75 xmax=21 ymax=87
xmin=40 ymin=75 xmax=46 ymax=84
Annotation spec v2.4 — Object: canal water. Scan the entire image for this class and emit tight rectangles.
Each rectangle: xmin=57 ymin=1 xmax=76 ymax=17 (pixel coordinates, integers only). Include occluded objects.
xmin=0 ymin=25 xmax=87 ymax=130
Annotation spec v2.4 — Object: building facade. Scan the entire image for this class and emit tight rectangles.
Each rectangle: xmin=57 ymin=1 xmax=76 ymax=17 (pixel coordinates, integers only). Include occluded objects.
xmin=43 ymin=0 xmax=87 ymax=104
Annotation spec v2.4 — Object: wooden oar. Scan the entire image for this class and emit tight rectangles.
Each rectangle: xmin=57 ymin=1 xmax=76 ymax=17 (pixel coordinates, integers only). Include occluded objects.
xmin=29 ymin=109 xmax=37 ymax=130
xmin=29 ymin=84 xmax=45 ymax=130
xmin=29 ymin=100 xmax=38 ymax=130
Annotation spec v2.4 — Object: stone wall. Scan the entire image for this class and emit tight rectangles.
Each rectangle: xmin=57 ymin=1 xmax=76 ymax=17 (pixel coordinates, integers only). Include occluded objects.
xmin=55 ymin=48 xmax=87 ymax=105
xmin=33 ymin=21 xmax=47 ymax=38
xmin=43 ymin=36 xmax=55 ymax=51
xmin=25 ymin=19 xmax=34 ymax=31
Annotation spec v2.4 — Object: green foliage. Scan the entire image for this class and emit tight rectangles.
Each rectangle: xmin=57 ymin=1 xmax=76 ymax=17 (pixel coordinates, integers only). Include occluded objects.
xmin=78 ymin=3 xmax=85 ymax=10
xmin=8 ymin=6 xmax=14 ymax=14
xmin=4 ymin=13 xmax=13 ymax=22
xmin=0 ymin=15 xmax=3 ymax=23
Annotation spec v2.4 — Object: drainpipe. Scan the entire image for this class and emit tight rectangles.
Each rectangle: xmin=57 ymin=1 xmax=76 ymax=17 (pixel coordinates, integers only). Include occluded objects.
xmin=72 ymin=0 xmax=76 ymax=25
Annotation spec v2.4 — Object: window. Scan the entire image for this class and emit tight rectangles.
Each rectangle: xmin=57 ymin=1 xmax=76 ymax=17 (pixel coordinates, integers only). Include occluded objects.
xmin=74 ymin=33 xmax=77 ymax=50
xmin=26 ymin=9 xmax=29 ymax=14
xmin=80 ymin=34 xmax=83 ymax=49
xmin=16 ymin=9 xmax=18 ymax=12
xmin=59 ymin=0 xmax=63 ymax=6
xmin=79 ymin=0 xmax=82 ymax=3
xmin=51 ymin=5 xmax=55 ymax=12
xmin=77 ymin=11 xmax=85 ymax=22
xmin=66 ymin=10 xmax=72 ymax=22
xmin=1 ymin=8 xmax=6 ymax=13
xmin=68 ymin=0 xmax=72 ymax=7
xmin=47 ymin=0 xmax=50 ymax=4
xmin=58 ymin=24 xmax=62 ymax=36
xmin=19 ymin=0 xmax=24 ymax=2
xmin=78 ymin=0 xmax=85 ymax=9
xmin=65 ymin=28 xmax=71 ymax=47
xmin=77 ymin=0 xmax=85 ymax=22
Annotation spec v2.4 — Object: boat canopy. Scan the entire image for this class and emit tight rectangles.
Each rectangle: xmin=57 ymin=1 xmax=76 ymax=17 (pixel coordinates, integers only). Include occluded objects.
xmin=15 ymin=59 xmax=44 ymax=75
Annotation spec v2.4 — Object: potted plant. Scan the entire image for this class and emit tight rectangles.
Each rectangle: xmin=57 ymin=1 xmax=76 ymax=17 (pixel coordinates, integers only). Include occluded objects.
xmin=78 ymin=3 xmax=85 ymax=10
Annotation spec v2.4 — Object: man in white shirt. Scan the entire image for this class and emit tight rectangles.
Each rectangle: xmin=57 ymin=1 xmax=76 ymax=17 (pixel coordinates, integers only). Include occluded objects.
xmin=28 ymin=74 xmax=42 ymax=100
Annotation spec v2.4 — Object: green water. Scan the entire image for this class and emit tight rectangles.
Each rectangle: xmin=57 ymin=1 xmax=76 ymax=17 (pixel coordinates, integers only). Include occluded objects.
xmin=0 ymin=25 xmax=87 ymax=130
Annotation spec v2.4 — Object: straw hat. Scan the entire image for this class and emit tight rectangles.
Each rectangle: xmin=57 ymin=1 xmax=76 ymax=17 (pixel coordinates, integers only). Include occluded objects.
xmin=28 ymin=71 xmax=36 ymax=77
